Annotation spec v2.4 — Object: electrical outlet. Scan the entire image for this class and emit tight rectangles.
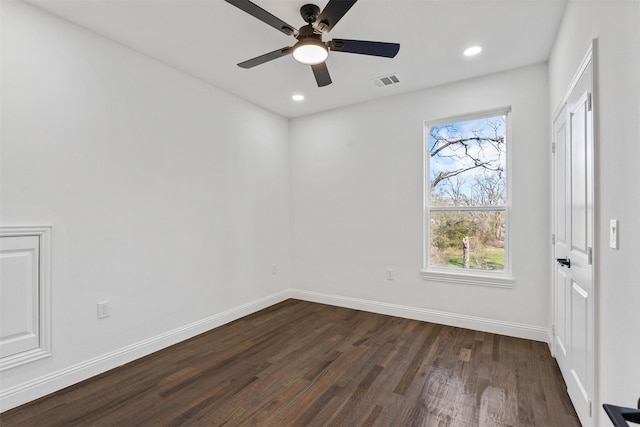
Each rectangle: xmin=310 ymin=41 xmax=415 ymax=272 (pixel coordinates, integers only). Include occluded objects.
xmin=97 ymin=301 xmax=110 ymax=319
xmin=386 ymin=268 xmax=395 ymax=280
xmin=272 ymin=263 xmax=277 ymax=274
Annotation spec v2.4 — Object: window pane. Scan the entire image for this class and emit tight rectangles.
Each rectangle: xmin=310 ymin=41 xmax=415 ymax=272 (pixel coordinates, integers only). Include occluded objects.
xmin=429 ymin=210 xmax=505 ymax=271
xmin=429 ymin=116 xmax=506 ymax=207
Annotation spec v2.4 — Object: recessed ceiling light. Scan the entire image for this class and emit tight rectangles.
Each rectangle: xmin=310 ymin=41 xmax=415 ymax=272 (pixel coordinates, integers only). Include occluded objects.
xmin=292 ymin=94 xmax=304 ymax=101
xmin=463 ymin=46 xmax=482 ymax=57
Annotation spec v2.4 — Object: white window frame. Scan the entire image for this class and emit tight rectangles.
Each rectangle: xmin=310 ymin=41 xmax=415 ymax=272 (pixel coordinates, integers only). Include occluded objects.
xmin=421 ymin=108 xmax=515 ymax=288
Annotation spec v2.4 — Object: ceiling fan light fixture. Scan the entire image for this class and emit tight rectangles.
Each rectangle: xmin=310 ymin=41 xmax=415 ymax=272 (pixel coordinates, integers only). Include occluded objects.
xmin=292 ymin=38 xmax=328 ymax=65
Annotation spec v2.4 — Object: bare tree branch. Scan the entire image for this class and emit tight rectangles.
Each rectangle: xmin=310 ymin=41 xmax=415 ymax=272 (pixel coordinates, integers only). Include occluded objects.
xmin=429 ymin=118 xmax=505 ymax=191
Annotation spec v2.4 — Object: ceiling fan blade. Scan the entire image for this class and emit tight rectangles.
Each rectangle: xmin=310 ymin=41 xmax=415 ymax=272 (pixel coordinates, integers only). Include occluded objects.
xmin=311 ymin=62 xmax=332 ymax=87
xmin=329 ymin=39 xmax=400 ymax=58
xmin=314 ymin=0 xmax=357 ymax=33
xmin=225 ymin=0 xmax=298 ymax=36
xmin=238 ymin=47 xmax=293 ymax=69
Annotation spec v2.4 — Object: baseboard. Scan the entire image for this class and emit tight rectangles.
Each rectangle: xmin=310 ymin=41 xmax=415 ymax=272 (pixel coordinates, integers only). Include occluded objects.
xmin=547 ymin=328 xmax=556 ymax=357
xmin=0 ymin=289 xmax=290 ymax=412
xmin=290 ymin=289 xmax=549 ymax=343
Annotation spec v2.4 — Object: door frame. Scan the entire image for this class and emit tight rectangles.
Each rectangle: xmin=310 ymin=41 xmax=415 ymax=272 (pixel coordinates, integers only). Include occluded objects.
xmin=550 ymin=39 xmax=599 ymax=423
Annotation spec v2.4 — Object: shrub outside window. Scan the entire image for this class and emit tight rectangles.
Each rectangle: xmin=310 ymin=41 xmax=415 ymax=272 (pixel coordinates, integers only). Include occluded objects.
xmin=423 ymin=109 xmax=514 ymax=286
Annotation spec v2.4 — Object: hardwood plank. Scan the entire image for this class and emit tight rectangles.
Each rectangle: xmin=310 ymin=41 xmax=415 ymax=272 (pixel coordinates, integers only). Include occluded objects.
xmin=0 ymin=300 xmax=580 ymax=426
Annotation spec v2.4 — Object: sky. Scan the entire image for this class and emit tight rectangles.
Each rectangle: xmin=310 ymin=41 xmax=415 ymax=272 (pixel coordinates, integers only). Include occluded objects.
xmin=429 ymin=115 xmax=506 ymax=205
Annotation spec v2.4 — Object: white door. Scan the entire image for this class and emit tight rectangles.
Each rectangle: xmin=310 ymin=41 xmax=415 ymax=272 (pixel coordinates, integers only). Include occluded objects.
xmin=552 ymin=52 xmax=595 ymax=426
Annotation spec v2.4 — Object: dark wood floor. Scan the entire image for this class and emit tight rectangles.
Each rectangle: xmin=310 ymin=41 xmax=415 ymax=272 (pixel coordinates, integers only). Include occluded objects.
xmin=1 ymin=299 xmax=580 ymax=426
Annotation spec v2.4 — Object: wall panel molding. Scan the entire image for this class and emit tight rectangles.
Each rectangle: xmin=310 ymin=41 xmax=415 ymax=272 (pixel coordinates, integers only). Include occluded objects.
xmin=0 ymin=226 xmax=52 ymax=372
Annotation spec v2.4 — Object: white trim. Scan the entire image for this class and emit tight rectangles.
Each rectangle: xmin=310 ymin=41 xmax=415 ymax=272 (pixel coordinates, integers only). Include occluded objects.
xmin=0 ymin=289 xmax=290 ymax=412
xmin=420 ymin=269 xmax=515 ymax=288
xmin=426 ymin=106 xmax=513 ymax=128
xmin=590 ymin=38 xmax=600 ymax=422
xmin=552 ymin=44 xmax=594 ymax=120
xmin=429 ymin=206 xmax=507 ymax=212
xmin=290 ymin=289 xmax=547 ymax=342
xmin=0 ymin=226 xmax=52 ymax=371
xmin=547 ymin=328 xmax=556 ymax=357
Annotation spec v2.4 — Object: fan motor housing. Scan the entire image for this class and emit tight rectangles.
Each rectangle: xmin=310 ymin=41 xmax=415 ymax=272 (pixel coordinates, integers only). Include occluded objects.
xmin=300 ymin=4 xmax=320 ymax=23
xmin=296 ymin=24 xmax=321 ymax=41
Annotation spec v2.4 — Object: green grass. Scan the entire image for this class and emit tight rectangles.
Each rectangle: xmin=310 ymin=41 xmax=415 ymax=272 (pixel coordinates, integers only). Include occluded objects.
xmin=444 ymin=251 xmax=504 ymax=270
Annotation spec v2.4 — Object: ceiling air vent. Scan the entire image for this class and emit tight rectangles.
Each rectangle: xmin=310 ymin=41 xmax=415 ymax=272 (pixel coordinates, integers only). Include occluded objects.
xmin=372 ymin=73 xmax=400 ymax=87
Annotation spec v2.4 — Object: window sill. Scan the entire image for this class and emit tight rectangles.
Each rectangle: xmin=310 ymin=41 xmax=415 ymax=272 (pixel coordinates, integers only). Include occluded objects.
xmin=420 ymin=270 xmax=515 ymax=288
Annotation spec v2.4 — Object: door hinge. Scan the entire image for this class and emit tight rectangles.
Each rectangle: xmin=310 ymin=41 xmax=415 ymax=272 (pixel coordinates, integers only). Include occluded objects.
xmin=551 ymin=324 xmax=556 ymax=336
xmin=587 ymin=93 xmax=593 ymax=111
xmin=589 ymin=399 xmax=593 ymax=417
xmin=551 ymin=234 xmax=556 ymax=245
xmin=587 ymin=247 xmax=593 ymax=265
xmin=551 ymin=142 xmax=556 ymax=154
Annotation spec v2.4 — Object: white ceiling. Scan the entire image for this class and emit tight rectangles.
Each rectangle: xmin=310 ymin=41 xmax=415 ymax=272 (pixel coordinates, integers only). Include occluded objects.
xmin=26 ymin=0 xmax=568 ymax=118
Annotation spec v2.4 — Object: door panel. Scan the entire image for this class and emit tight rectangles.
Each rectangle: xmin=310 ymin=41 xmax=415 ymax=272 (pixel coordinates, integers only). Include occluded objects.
xmin=571 ymin=281 xmax=588 ymax=383
xmin=555 ymin=118 xmax=567 ymax=243
xmin=570 ymin=102 xmax=588 ymax=253
xmin=555 ymin=268 xmax=568 ymax=359
xmin=0 ymin=235 xmax=40 ymax=358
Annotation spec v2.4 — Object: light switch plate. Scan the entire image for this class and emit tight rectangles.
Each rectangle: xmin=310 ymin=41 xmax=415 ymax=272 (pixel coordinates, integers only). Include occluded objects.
xmin=609 ymin=219 xmax=618 ymax=249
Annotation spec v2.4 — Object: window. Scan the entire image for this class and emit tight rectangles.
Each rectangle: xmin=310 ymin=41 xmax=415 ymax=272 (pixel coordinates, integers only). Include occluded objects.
xmin=422 ymin=109 xmax=514 ymax=287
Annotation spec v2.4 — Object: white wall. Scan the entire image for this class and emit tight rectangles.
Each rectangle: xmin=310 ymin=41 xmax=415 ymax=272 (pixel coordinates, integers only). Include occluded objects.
xmin=290 ymin=64 xmax=551 ymax=337
xmin=549 ymin=1 xmax=640 ymax=424
xmin=0 ymin=0 xmax=290 ymax=409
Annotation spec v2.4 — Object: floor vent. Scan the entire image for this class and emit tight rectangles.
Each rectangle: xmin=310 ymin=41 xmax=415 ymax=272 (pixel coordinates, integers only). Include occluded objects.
xmin=372 ymin=73 xmax=400 ymax=87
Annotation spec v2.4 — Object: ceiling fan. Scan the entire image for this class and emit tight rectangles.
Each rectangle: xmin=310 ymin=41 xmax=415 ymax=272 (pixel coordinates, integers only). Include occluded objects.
xmin=224 ymin=0 xmax=400 ymax=87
